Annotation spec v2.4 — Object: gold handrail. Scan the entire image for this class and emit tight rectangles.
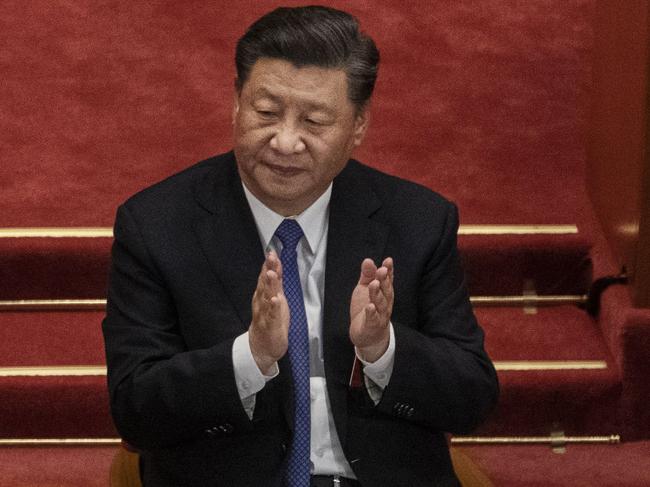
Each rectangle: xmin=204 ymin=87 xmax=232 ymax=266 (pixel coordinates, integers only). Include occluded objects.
xmin=0 ymin=224 xmax=579 ymax=238
xmin=0 ymin=295 xmax=588 ymax=311
xmin=0 ymin=361 xmax=607 ymax=377
xmin=0 ymin=434 xmax=620 ymax=447
xmin=451 ymin=435 xmax=620 ymax=445
xmin=0 ymin=299 xmax=107 ymax=311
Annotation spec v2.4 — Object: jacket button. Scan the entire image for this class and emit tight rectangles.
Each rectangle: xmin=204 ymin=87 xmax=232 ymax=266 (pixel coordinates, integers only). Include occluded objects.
xmin=214 ymin=423 xmax=234 ymax=434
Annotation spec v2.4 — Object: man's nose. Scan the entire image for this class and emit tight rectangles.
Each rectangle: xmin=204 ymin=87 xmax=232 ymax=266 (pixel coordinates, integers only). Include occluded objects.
xmin=269 ymin=122 xmax=306 ymax=154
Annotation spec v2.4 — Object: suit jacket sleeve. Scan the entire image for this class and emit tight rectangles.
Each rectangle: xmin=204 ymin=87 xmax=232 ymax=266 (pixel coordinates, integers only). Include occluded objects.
xmin=375 ymin=201 xmax=498 ymax=434
xmin=102 ymin=203 xmax=253 ymax=450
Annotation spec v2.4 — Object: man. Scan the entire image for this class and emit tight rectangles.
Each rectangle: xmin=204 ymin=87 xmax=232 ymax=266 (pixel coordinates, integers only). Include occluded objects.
xmin=103 ymin=6 xmax=498 ymax=487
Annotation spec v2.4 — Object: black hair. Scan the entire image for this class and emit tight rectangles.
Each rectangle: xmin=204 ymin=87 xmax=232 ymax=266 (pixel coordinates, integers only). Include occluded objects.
xmin=235 ymin=5 xmax=380 ymax=109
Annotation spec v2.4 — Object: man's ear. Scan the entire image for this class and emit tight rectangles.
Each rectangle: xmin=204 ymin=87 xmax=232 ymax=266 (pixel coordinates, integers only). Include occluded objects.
xmin=232 ymin=89 xmax=240 ymax=125
xmin=352 ymin=108 xmax=370 ymax=147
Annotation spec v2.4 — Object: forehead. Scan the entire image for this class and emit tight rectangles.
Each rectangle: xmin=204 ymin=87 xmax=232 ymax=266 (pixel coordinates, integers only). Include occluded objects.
xmin=242 ymin=58 xmax=351 ymax=111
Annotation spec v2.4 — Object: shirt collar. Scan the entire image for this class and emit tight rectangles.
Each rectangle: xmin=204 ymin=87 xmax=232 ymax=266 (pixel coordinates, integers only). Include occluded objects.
xmin=242 ymin=183 xmax=331 ymax=254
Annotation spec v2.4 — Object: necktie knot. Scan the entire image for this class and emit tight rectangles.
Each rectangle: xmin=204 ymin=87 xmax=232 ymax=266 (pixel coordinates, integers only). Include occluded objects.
xmin=274 ymin=219 xmax=304 ymax=252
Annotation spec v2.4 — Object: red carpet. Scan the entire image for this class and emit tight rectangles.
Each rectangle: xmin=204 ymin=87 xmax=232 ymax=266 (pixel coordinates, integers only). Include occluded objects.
xmin=476 ymin=306 xmax=621 ymax=436
xmin=0 ymin=0 xmax=594 ymax=227
xmin=460 ymin=233 xmax=593 ymax=295
xmin=0 ymin=233 xmax=592 ymax=299
xmin=458 ymin=441 xmax=650 ymax=486
xmin=0 ymin=446 xmax=117 ymax=487
xmin=0 ymin=311 xmax=104 ymax=365
xmin=0 ymin=238 xmax=112 ymax=299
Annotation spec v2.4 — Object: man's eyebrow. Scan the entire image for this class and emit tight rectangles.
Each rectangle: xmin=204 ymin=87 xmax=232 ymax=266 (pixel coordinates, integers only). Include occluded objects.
xmin=251 ymin=87 xmax=281 ymax=102
xmin=303 ymin=101 xmax=336 ymax=116
xmin=252 ymin=87 xmax=337 ymax=116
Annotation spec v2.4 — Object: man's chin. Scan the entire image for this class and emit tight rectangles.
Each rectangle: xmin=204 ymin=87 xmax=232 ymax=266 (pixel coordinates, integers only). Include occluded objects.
xmin=258 ymin=184 xmax=318 ymax=215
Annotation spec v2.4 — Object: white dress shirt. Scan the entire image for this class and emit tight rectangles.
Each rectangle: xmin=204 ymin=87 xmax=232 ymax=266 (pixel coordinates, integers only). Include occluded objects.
xmin=232 ymin=182 xmax=395 ymax=477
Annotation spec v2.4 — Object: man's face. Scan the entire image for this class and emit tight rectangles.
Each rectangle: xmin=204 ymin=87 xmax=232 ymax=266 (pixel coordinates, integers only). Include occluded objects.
xmin=233 ymin=58 xmax=369 ymax=216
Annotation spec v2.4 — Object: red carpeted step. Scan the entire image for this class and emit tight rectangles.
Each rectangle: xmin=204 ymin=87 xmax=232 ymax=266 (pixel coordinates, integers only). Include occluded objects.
xmin=0 ymin=237 xmax=112 ymax=300
xmin=477 ymin=306 xmax=609 ymax=361
xmin=0 ymin=311 xmax=114 ymax=438
xmin=598 ymin=285 xmax=650 ymax=440
xmin=0 ymin=445 xmax=117 ymax=487
xmin=0 ymin=376 xmax=115 ymax=438
xmin=475 ymin=306 xmax=622 ymax=436
xmin=0 ymin=311 xmax=105 ymax=365
xmin=0 ymin=230 xmax=592 ymax=299
xmin=455 ymin=441 xmax=650 ymax=486
xmin=460 ymin=232 xmax=593 ymax=296
xmin=0 ymin=305 xmax=622 ymax=439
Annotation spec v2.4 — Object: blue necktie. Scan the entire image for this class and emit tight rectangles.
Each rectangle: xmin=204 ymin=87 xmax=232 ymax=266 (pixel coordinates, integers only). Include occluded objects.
xmin=275 ymin=219 xmax=311 ymax=486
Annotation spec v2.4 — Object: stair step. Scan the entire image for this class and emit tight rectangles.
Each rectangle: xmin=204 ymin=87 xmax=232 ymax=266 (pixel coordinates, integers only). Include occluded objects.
xmin=0 ymin=376 xmax=115 ymax=438
xmin=0 ymin=311 xmax=104 ymax=365
xmin=0 ymin=230 xmax=592 ymax=299
xmin=475 ymin=306 xmax=621 ymax=436
xmin=0 ymin=311 xmax=113 ymax=438
xmin=0 ymin=305 xmax=622 ymax=438
xmin=459 ymin=233 xmax=592 ymax=296
xmin=455 ymin=441 xmax=650 ymax=486
xmin=478 ymin=306 xmax=609 ymax=361
xmin=0 ymin=237 xmax=112 ymax=300
xmin=0 ymin=445 xmax=117 ymax=486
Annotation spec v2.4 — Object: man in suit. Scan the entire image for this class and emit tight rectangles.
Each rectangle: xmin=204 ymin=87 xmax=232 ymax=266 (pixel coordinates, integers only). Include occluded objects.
xmin=102 ymin=6 xmax=498 ymax=486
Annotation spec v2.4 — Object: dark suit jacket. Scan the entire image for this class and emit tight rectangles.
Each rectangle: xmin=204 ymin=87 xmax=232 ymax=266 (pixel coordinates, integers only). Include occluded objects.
xmin=102 ymin=151 xmax=498 ymax=486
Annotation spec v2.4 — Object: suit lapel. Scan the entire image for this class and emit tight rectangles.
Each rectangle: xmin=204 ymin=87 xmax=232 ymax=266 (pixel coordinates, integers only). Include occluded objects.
xmin=323 ymin=161 xmax=389 ymax=446
xmin=192 ymin=154 xmax=293 ymax=428
xmin=192 ymin=154 xmax=265 ymax=331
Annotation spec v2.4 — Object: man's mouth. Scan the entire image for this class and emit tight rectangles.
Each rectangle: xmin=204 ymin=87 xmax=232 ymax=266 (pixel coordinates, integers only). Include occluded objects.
xmin=264 ymin=161 xmax=304 ymax=177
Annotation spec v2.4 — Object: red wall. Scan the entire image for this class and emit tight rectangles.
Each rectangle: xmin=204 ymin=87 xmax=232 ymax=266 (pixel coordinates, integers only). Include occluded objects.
xmin=1 ymin=1 xmax=594 ymax=227
xmin=587 ymin=0 xmax=650 ymax=306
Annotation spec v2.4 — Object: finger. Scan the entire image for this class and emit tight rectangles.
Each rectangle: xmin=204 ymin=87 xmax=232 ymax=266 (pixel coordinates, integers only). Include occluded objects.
xmin=358 ymin=258 xmax=377 ymax=285
xmin=369 ymin=279 xmax=388 ymax=315
xmin=379 ymin=257 xmax=394 ymax=300
xmin=266 ymin=250 xmax=279 ymax=272
xmin=266 ymin=251 xmax=284 ymax=282
xmin=375 ymin=266 xmax=388 ymax=282
xmin=267 ymin=269 xmax=284 ymax=299
xmin=274 ymin=254 xmax=283 ymax=281
xmin=377 ymin=268 xmax=394 ymax=301
xmin=372 ymin=265 xmax=390 ymax=294
xmin=383 ymin=257 xmax=394 ymax=283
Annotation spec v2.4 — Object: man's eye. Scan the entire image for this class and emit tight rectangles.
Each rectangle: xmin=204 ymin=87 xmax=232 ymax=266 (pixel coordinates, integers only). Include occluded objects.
xmin=257 ymin=110 xmax=276 ymax=118
xmin=306 ymin=118 xmax=324 ymax=126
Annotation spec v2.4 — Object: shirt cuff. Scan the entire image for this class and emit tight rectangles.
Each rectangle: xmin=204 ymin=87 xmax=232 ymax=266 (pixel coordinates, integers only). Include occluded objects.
xmin=232 ymin=332 xmax=279 ymax=401
xmin=355 ymin=323 xmax=395 ymax=390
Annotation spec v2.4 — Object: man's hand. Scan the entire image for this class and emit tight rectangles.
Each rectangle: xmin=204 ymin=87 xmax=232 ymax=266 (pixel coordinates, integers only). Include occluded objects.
xmin=249 ymin=251 xmax=290 ymax=375
xmin=349 ymin=257 xmax=394 ymax=363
